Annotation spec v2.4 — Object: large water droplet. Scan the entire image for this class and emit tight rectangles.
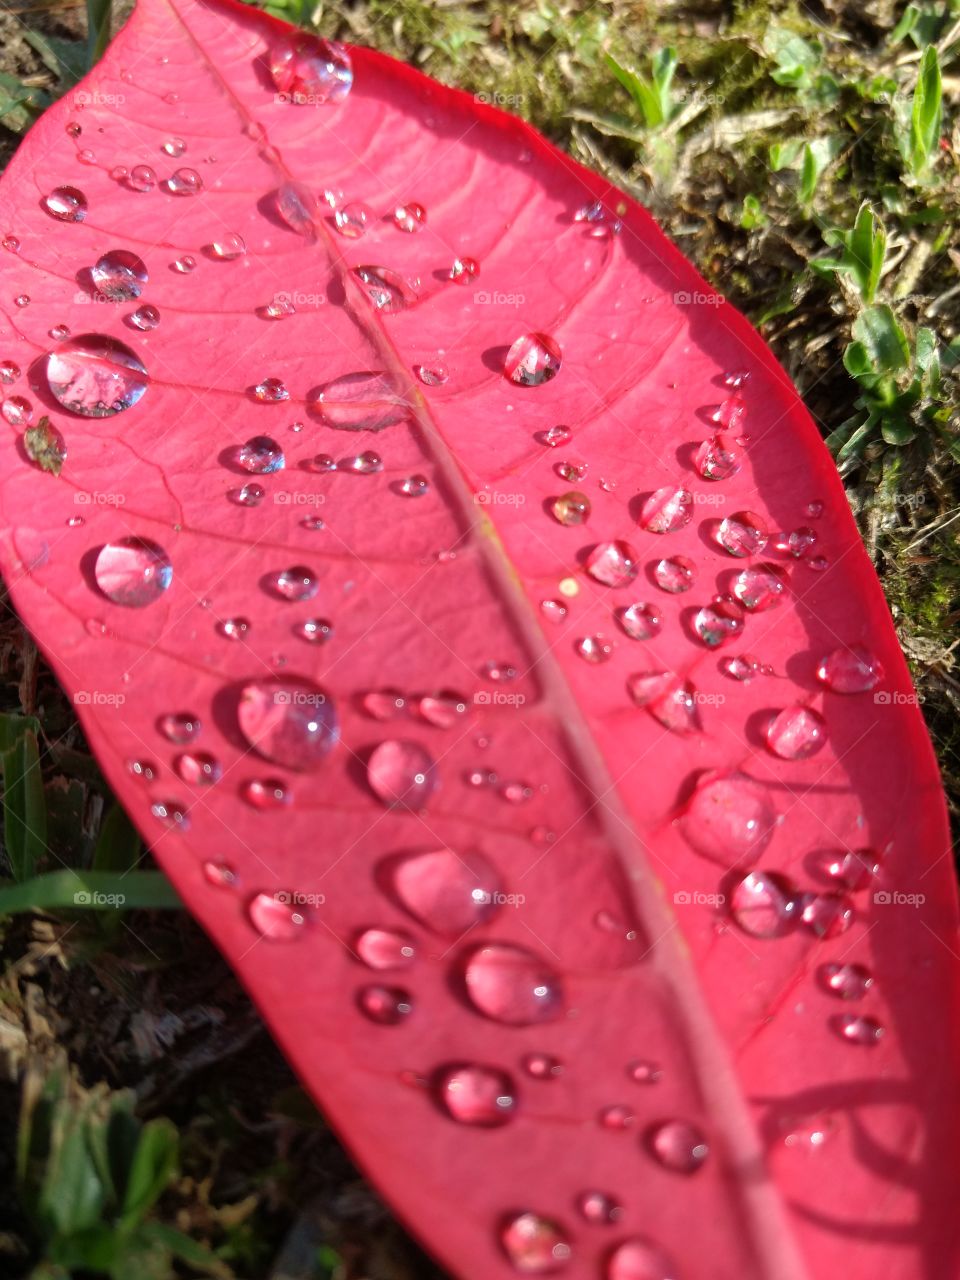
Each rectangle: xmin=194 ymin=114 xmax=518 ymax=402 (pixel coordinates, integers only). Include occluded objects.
xmin=334 ymin=201 xmax=372 ymax=238
xmin=585 ymin=540 xmax=639 ymax=587
xmin=638 ymin=486 xmax=692 ymax=534
xmin=617 ymin=603 xmax=661 ymax=640
xmin=504 ymin=333 xmax=562 ymax=386
xmin=551 ymin=491 xmax=591 ymax=526
xmin=463 ymin=943 xmax=563 ymax=1026
xmin=248 ymin=891 xmax=307 ymax=940
xmin=94 ymin=537 xmax=172 ymax=607
xmin=653 ymin=555 xmax=695 ymax=593
xmin=765 ymin=706 xmax=827 ymax=760
xmin=694 ymin=599 xmax=743 ymax=648
xmin=47 ymin=334 xmax=148 ymax=417
xmin=732 ymin=563 xmax=787 ymax=612
xmin=367 ymin=739 xmax=437 ymax=808
xmin=681 ymin=771 xmax=776 ymax=867
xmin=730 ymin=870 xmax=799 ymax=937
xmin=237 ymin=678 xmax=338 ymax=769
xmin=269 ymin=32 xmax=353 ymax=104
xmin=436 ymin=1063 xmax=515 ymax=1127
xmin=313 ymin=370 xmax=406 ymax=432
xmin=355 ymin=926 xmax=416 ymax=970
xmin=273 ymin=565 xmax=318 ymax=601
xmin=165 ymin=167 xmax=203 ymax=196
xmin=815 ymin=646 xmax=884 ymax=694
xmin=500 ymin=1213 xmax=571 ymax=1273
xmin=389 ymin=847 xmax=500 ymax=935
xmin=352 ymin=264 xmax=416 ymax=313
xmin=647 ymin=1119 xmax=709 ymax=1174
xmin=695 ymin=433 xmax=743 ymax=481
xmin=91 ymin=249 xmax=148 ymax=301
xmin=716 ymin=511 xmax=767 ymax=557
xmin=43 ymin=186 xmax=87 ymax=222
xmin=239 ymin=435 xmax=285 ymax=474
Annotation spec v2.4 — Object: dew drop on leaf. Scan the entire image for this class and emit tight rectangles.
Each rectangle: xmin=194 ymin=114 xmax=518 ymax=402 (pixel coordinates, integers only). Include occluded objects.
xmin=585 ymin=540 xmax=639 ymax=586
xmin=241 ymin=777 xmax=291 ymax=809
xmin=357 ymin=983 xmax=413 ymax=1025
xmin=355 ymin=927 xmax=416 ymax=970
xmin=175 ymin=751 xmax=222 ymax=785
xmin=551 ymin=491 xmax=590 ymax=526
xmin=248 ymin=891 xmax=307 ymax=940
xmin=366 ymin=739 xmax=437 ymax=808
xmin=91 ymin=249 xmax=148 ymax=301
xmin=680 ymin=771 xmax=777 ymax=868
xmin=130 ymin=304 xmax=160 ymax=331
xmin=638 ymin=486 xmax=692 ymax=534
xmin=504 ymin=332 xmax=562 ymax=386
xmin=393 ymin=201 xmax=426 ymax=233
xmin=646 ymin=1119 xmax=709 ymax=1174
xmin=159 ymin=712 xmax=201 ymax=744
xmin=729 ymin=870 xmax=799 ymax=937
xmin=237 ymin=678 xmax=338 ymax=770
xmin=46 ymin=333 xmax=148 ymax=417
xmin=94 ymin=536 xmax=172 ymax=607
xmin=127 ymin=164 xmax=157 ymax=193
xmin=269 ymin=32 xmax=353 ymax=105
xmin=819 ymin=962 xmax=873 ymax=1000
xmin=715 ymin=510 xmax=768 ymax=557
xmin=435 ymin=1063 xmax=516 ymax=1127
xmin=334 ymin=201 xmax=372 ymax=238
xmin=500 ymin=1213 xmax=571 ymax=1273
xmin=765 ymin=706 xmax=827 ymax=759
xmin=42 ymin=185 xmax=87 ymax=221
xmin=815 ymin=646 xmax=884 ymax=694
xmin=239 ymin=435 xmax=285 ymax=474
xmin=462 ymin=943 xmax=563 ymax=1026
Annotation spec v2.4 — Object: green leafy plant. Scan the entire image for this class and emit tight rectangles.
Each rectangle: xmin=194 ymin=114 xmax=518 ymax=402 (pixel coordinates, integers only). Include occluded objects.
xmin=605 ymin=48 xmax=679 ymax=128
xmin=827 ymin=305 xmax=957 ymax=465
xmin=812 ymin=202 xmax=887 ymax=303
xmin=895 ymin=45 xmax=943 ymax=183
xmin=17 ymin=1064 xmax=230 ymax=1279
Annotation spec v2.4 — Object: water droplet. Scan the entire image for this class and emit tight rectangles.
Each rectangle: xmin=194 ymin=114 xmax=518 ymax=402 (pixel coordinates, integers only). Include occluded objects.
xmin=239 ymin=435 xmax=285 ymax=474
xmin=2 ymin=396 xmax=32 ymax=427
xmin=211 ymin=231 xmax=246 ymax=260
xmin=436 ymin=1063 xmax=515 ymax=1127
xmin=778 ymin=526 xmax=817 ymax=558
xmin=241 ymin=777 xmax=290 ymax=808
xmin=647 ymin=1119 xmax=709 ymax=1173
xmin=607 ymin=1238 xmax=676 ymax=1280
xmin=638 ymin=486 xmax=692 ymax=534
xmin=49 ymin=324 xmax=70 ymax=341
xmin=232 ymin=482 xmax=265 ymax=506
xmin=362 ymin=688 xmax=406 ymax=721
xmin=14 ymin=295 xmax=29 ymax=309
xmin=127 ymin=759 xmax=156 ymax=781
xmin=695 ymin=433 xmax=743 ymax=480
xmin=352 ymin=264 xmax=416 ymax=313
xmin=504 ymin=333 xmax=562 ymax=386
xmin=150 ymin=799 xmax=189 ymax=830
xmin=367 ymin=739 xmax=437 ymax=808
xmin=248 ymin=892 xmax=307 ymax=940
xmin=418 ymin=690 xmax=467 ymax=727
xmin=260 ymin=297 xmax=296 ymax=320
xmin=833 ymin=1013 xmax=884 ymax=1046
xmin=820 ymin=961 xmax=873 ymax=999
xmin=159 ymin=712 xmax=200 ymax=744
xmin=2 ymin=235 xmax=20 ymax=253
xmin=94 ymin=537 xmax=172 ymax=607
xmin=627 ymin=1059 xmax=662 ymax=1084
xmin=176 ymin=751 xmax=222 ymax=785
xmin=463 ymin=943 xmax=563 ymax=1026
xmin=556 ymin=459 xmax=587 ymax=483
xmin=800 ymin=891 xmax=853 ymax=938
xmin=296 ymin=617 xmax=333 ymax=644
xmin=0 ymin=360 xmax=20 ymax=384
xmin=733 ymin=563 xmax=787 ymax=612
xmin=551 ymin=491 xmax=591 ymax=526
xmin=127 ymin=165 xmax=157 ymax=193
xmin=716 ymin=511 xmax=767 ymax=557
xmin=782 ymin=1113 xmax=837 ymax=1151
xmin=681 ymin=771 xmax=776 ymax=867
xmin=807 ymin=554 xmax=829 ymax=572
xmin=271 ymin=565 xmax=317 ymax=602
xmin=806 ymin=499 xmax=825 ymax=521
xmin=598 ymin=1104 xmax=635 ymax=1130
xmin=576 ymin=1191 xmax=621 ymax=1224
xmin=766 ymin=706 xmax=827 ymax=760
xmin=397 ymin=473 xmax=429 ymax=497
xmin=393 ymin=201 xmax=426 ymax=232
xmin=815 ymin=646 xmax=884 ymax=694
xmin=389 ymin=847 xmax=499 ymax=935
xmin=538 ymin=425 xmax=571 ymax=448
xmin=653 ymin=555 xmax=695 ymax=593
xmin=42 ymin=186 xmax=87 ymax=222
xmin=110 ymin=166 xmax=128 ymax=183
xmin=269 ymin=32 xmax=353 ymax=104
xmin=822 ymin=847 xmax=881 ymax=891
xmin=334 ymin=201 xmax=372 ymax=238
xmin=219 ymin=617 xmax=251 ymax=641
xmin=203 ymin=861 xmax=237 ymax=888
xmin=237 ymin=678 xmax=338 ymax=769
xmin=625 ymin=671 xmax=674 ymax=707
xmin=694 ymin=599 xmax=744 ymax=648
xmin=721 ymin=653 xmax=761 ymax=681
xmin=617 ymin=603 xmax=661 ymax=640
xmin=730 ymin=870 xmax=799 ymax=937
xmin=416 ymin=360 xmax=448 ymax=387
xmin=253 ymin=376 xmax=288 ymax=403
xmin=357 ymin=983 xmax=413 ymax=1024
xmin=576 ymin=635 xmax=613 ymax=664
xmin=66 ymin=120 xmax=82 ymax=138
xmin=449 ymin=256 xmax=479 ymax=283
xmin=585 ymin=540 xmax=639 ymax=586
xmin=355 ymin=926 xmax=415 ymax=969
xmin=165 ymin=167 xmax=203 ymax=196
xmin=647 ymin=679 xmax=699 ymax=734
xmin=313 ymin=370 xmax=406 ymax=433
xmin=342 ymin=450 xmax=384 ymax=474
xmin=540 ymin=599 xmax=567 ymax=623
xmin=161 ymin=136 xmax=186 ymax=157
xmin=46 ymin=333 xmax=148 ymax=417
xmin=500 ymin=1214 xmax=571 ymax=1273
xmin=522 ymin=1053 xmax=563 ymax=1079
xmin=89 ymin=249 xmax=148 ymax=303
xmin=130 ymin=304 xmax=160 ymax=331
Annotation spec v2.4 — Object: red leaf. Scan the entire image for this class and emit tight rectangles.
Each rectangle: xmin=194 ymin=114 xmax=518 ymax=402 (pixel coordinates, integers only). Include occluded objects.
xmin=1 ymin=3 xmax=958 ymax=1276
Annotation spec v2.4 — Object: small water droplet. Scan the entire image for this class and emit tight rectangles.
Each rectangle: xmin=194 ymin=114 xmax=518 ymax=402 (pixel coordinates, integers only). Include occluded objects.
xmin=161 ymin=136 xmax=186 ymax=157
xmin=47 ymin=334 xmax=148 ymax=417
xmin=463 ymin=943 xmax=563 ymax=1026
xmin=295 ymin=617 xmax=333 ymax=644
xmin=272 ymin=565 xmax=317 ymax=601
xmin=334 ymin=201 xmax=372 ymax=238
xmin=269 ymin=32 xmax=353 ymax=104
xmin=248 ymin=891 xmax=308 ymax=940
xmin=172 ymin=255 xmax=196 ymax=274
xmin=733 ymin=563 xmax=787 ymax=612
xmin=538 ymin=425 xmax=571 ymax=448
xmin=576 ymin=1191 xmax=621 ymax=1224
xmin=253 ymin=376 xmax=288 ymax=403
xmin=42 ymin=186 xmax=88 ymax=222
xmin=766 ymin=706 xmax=827 ymax=759
xmin=393 ymin=201 xmax=426 ymax=233
xmin=551 ymin=491 xmax=591 ymax=526
xmin=522 ymin=1053 xmax=563 ymax=1080
xmin=341 ymin=450 xmax=383 ymax=474
xmin=820 ymin=961 xmax=873 ymax=999
xmin=815 ymin=646 xmax=884 ymax=694
xmin=13 ymin=295 xmax=29 ymax=309
xmin=49 ymin=324 xmax=70 ymax=341
xmin=800 ymin=891 xmax=853 ymax=938
xmin=449 ymin=256 xmax=479 ymax=283
xmin=586 ymin=540 xmax=639 ymax=587
xmin=357 ymin=983 xmax=413 ymax=1024
xmin=617 ymin=602 xmax=661 ymax=640
xmin=159 ymin=712 xmax=200 ymax=744
xmin=833 ymin=1013 xmax=884 ymax=1046
xmin=576 ymin=635 xmax=613 ymax=664
xmin=352 ymin=264 xmax=416 ymax=313
xmin=127 ymin=758 xmax=156 ymax=781
xmin=418 ymin=690 xmax=467 ymax=727
xmin=695 ymin=433 xmax=743 ymax=481
xmin=130 ymin=304 xmax=160 ymax=331
xmin=176 ymin=751 xmax=223 ymax=785
xmin=716 ymin=511 xmax=768 ymax=557
xmin=720 ymin=653 xmax=761 ymax=681
xmin=500 ymin=1214 xmax=571 ymax=1273
xmin=647 ymin=1119 xmax=709 ymax=1174
xmin=232 ymin=482 xmax=265 ymax=506
xmin=2 ymin=235 xmax=20 ymax=253
xmin=638 ymin=486 xmax=692 ymax=534
xmin=607 ymin=1238 xmax=676 ymax=1280
xmin=219 ymin=616 xmax=251 ymax=641
xmin=598 ymin=1104 xmax=635 ymax=1130
xmin=540 ymin=599 xmax=567 ymax=624
xmin=94 ymin=536 xmax=172 ymax=607
xmin=694 ymin=598 xmax=744 ymax=648
xmin=389 ymin=847 xmax=499 ymax=935
xmin=627 ymin=1059 xmax=662 ymax=1084
xmin=367 ymin=739 xmax=437 ymax=808
xmin=241 ymin=777 xmax=291 ymax=808
xmin=239 ymin=435 xmax=285 ymax=474
xmin=777 ymin=526 xmax=817 ymax=558
xmin=653 ymin=555 xmax=695 ymax=593
xmin=203 ymin=861 xmax=238 ymax=888
xmin=165 ymin=167 xmax=203 ymax=196
xmin=0 ymin=360 xmax=20 ymax=384
xmin=397 ymin=473 xmax=429 ymax=497
xmin=92 ymin=249 xmax=148 ymax=301
xmin=435 ymin=1063 xmax=515 ymax=1126
xmin=355 ymin=926 xmax=416 ymax=970
xmin=211 ymin=231 xmax=246 ymax=260
xmin=150 ymin=799 xmax=189 ymax=830
xmin=805 ymin=499 xmax=824 ymax=519
xmin=730 ymin=870 xmax=799 ymax=937
xmin=127 ymin=164 xmax=157 ymax=193
xmin=237 ymin=678 xmax=338 ymax=769
xmin=2 ymin=396 xmax=32 ymax=427
xmin=504 ymin=333 xmax=561 ymax=386
xmin=555 ymin=458 xmax=587 ymax=483
xmin=416 ymin=360 xmax=448 ymax=387
xmin=821 ymin=847 xmax=881 ymax=891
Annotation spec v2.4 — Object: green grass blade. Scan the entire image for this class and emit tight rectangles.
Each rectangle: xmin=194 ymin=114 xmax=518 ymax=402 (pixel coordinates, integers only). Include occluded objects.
xmin=0 ymin=870 xmax=181 ymax=916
